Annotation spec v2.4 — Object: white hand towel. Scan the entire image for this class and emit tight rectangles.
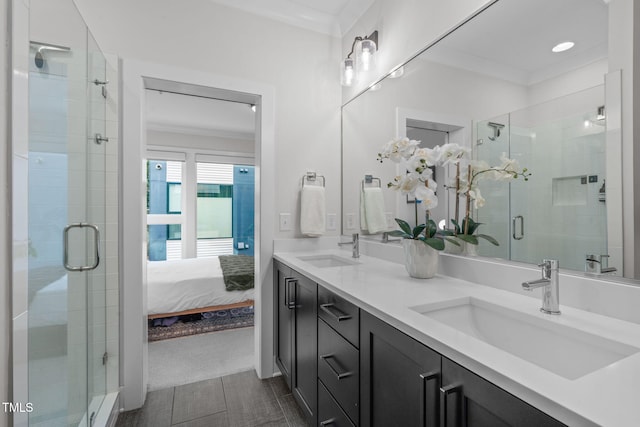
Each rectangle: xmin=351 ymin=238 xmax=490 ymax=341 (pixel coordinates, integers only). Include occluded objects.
xmin=300 ymin=185 xmax=326 ymax=237
xmin=362 ymin=187 xmax=388 ymax=234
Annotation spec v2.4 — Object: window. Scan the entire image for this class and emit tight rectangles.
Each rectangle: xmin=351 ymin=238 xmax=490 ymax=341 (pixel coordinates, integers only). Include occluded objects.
xmin=147 ymin=153 xmax=254 ymax=260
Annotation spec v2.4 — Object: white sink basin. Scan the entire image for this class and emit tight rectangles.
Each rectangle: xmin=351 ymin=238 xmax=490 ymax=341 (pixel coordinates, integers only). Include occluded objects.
xmin=410 ymin=297 xmax=639 ymax=380
xmin=297 ymin=254 xmax=360 ymax=268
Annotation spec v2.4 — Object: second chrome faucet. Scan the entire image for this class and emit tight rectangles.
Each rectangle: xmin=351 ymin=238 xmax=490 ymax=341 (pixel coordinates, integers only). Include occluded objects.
xmin=522 ymin=259 xmax=560 ymax=315
xmin=338 ymin=233 xmax=360 ymax=258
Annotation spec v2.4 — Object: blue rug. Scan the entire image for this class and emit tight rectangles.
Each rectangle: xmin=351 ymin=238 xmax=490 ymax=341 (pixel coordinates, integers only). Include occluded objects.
xmin=148 ymin=306 xmax=254 ymax=342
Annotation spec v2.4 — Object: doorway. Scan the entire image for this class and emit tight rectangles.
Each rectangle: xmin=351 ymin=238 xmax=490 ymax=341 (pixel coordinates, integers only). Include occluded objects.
xmin=142 ymin=87 xmax=258 ymax=389
xmin=120 ymin=61 xmax=276 ymax=410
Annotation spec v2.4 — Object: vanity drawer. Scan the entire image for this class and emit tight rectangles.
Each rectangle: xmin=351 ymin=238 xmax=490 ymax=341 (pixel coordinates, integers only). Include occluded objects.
xmin=318 ymin=285 xmax=359 ymax=348
xmin=318 ymin=380 xmax=356 ymax=427
xmin=318 ymin=319 xmax=359 ymax=424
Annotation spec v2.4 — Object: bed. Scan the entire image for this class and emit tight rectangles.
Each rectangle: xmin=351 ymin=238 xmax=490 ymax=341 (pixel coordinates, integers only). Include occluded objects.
xmin=147 ymin=255 xmax=254 ymax=319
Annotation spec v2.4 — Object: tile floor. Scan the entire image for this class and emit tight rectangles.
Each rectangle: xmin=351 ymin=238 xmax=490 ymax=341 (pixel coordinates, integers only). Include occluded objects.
xmin=115 ymin=370 xmax=311 ymax=427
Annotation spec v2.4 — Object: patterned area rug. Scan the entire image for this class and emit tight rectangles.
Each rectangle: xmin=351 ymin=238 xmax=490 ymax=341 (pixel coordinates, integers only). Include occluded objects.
xmin=148 ymin=306 xmax=254 ymax=342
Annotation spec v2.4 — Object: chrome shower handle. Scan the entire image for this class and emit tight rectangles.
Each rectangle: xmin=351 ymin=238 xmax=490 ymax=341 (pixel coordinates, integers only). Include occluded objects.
xmin=512 ymin=215 xmax=524 ymax=240
xmin=63 ymin=223 xmax=100 ymax=272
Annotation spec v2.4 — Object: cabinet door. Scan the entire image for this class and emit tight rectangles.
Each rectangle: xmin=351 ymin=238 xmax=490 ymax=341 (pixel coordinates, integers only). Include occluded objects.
xmin=361 ymin=311 xmax=441 ymax=427
xmin=274 ymin=261 xmax=294 ymax=388
xmin=292 ymin=272 xmax=318 ymax=424
xmin=441 ymin=358 xmax=565 ymax=427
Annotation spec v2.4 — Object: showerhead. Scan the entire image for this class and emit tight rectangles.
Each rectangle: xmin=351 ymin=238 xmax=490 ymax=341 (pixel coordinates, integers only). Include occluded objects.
xmin=30 ymin=41 xmax=71 ymax=69
xmin=34 ymin=50 xmax=44 ymax=69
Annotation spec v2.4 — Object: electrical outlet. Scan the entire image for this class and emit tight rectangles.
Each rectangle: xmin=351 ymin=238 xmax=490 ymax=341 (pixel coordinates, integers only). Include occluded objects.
xmin=327 ymin=213 xmax=337 ymax=231
xmin=385 ymin=212 xmax=394 ymax=228
xmin=279 ymin=213 xmax=292 ymax=231
xmin=346 ymin=213 xmax=356 ymax=230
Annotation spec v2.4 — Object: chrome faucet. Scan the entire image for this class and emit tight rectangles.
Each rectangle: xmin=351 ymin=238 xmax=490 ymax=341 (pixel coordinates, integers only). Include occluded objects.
xmin=338 ymin=233 xmax=359 ymax=258
xmin=522 ymin=259 xmax=560 ymax=315
xmin=585 ymin=254 xmax=617 ymax=274
xmin=381 ymin=232 xmax=401 ymax=243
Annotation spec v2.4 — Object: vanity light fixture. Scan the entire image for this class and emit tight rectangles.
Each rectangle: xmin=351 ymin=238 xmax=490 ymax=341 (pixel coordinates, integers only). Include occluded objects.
xmin=341 ymin=30 xmax=379 ymax=87
xmin=551 ymin=41 xmax=575 ymax=53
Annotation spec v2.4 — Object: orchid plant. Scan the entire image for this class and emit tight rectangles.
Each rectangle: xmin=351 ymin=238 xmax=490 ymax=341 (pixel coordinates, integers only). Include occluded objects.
xmin=378 ymin=136 xmax=530 ymax=248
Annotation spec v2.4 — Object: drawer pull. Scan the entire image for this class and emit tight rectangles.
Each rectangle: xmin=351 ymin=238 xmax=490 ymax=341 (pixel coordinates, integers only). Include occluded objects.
xmin=440 ymin=383 xmax=462 ymax=427
xmin=320 ymin=303 xmax=352 ymax=322
xmin=321 ymin=354 xmax=352 ymax=380
xmin=286 ymin=279 xmax=297 ymax=310
xmin=420 ymin=371 xmax=440 ymax=427
xmin=320 ymin=418 xmax=336 ymax=426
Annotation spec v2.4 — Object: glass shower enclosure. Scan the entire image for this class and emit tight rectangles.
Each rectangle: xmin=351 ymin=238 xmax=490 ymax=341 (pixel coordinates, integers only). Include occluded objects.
xmin=27 ymin=0 xmax=111 ymax=425
xmin=475 ymin=85 xmax=608 ymax=272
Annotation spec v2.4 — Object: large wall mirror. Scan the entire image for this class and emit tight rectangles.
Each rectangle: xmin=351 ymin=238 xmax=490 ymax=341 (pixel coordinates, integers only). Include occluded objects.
xmin=341 ymin=0 xmax=631 ymax=277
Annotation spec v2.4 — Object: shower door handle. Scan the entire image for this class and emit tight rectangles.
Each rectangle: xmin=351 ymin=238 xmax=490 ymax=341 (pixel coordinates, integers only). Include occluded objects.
xmin=512 ymin=215 xmax=524 ymax=240
xmin=63 ymin=223 xmax=101 ymax=271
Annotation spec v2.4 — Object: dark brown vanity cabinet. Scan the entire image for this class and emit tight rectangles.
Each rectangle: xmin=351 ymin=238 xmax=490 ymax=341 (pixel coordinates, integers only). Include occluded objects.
xmin=317 ymin=286 xmax=360 ymax=426
xmin=274 ymin=261 xmax=317 ymax=425
xmin=440 ymin=358 xmax=565 ymax=427
xmin=360 ymin=310 xmax=441 ymax=427
xmin=274 ymin=260 xmax=565 ymax=427
xmin=360 ymin=310 xmax=565 ymax=427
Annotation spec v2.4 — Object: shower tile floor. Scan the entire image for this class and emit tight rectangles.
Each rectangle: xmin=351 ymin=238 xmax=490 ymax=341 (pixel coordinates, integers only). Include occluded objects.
xmin=116 ymin=370 xmax=311 ymax=427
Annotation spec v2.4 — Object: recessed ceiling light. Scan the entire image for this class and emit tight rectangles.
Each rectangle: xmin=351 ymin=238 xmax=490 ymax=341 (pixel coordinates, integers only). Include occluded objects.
xmin=552 ymin=41 xmax=575 ymax=53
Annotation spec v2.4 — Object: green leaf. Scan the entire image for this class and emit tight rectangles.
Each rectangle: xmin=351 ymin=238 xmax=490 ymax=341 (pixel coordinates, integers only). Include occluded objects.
xmin=420 ymin=237 xmax=445 ymax=251
xmin=450 ymin=219 xmax=462 ymax=234
xmin=412 ymin=224 xmax=427 ymax=239
xmin=439 ymin=229 xmax=455 ymax=237
xmin=456 ymin=234 xmax=478 ymax=245
xmin=477 ymin=234 xmax=499 ymax=246
xmin=395 ymin=218 xmax=412 ymax=236
xmin=444 ymin=237 xmax=461 ymax=246
xmin=425 ymin=219 xmax=437 ymax=238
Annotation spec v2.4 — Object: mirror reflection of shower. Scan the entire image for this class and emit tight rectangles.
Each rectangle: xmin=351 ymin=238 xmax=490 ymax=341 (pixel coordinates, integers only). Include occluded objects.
xmin=487 ymin=122 xmax=505 ymax=141
xmin=29 ymin=40 xmax=71 ymax=69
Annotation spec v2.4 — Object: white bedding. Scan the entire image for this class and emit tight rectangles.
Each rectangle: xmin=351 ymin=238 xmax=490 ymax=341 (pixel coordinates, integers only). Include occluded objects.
xmin=147 ymin=256 xmax=254 ymax=316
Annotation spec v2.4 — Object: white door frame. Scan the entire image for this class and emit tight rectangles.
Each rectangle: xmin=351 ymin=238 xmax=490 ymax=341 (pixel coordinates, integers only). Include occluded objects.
xmin=120 ymin=59 xmax=276 ymax=410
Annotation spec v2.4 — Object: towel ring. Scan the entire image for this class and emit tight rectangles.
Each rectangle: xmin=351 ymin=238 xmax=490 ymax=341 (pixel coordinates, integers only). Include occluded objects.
xmin=362 ymin=175 xmax=381 ymax=190
xmin=302 ymin=171 xmax=326 ymax=187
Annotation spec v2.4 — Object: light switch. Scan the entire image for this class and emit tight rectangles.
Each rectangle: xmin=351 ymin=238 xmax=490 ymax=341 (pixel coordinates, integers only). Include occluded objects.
xmin=279 ymin=213 xmax=292 ymax=231
xmin=346 ymin=213 xmax=355 ymax=230
xmin=385 ymin=212 xmax=394 ymax=228
xmin=327 ymin=213 xmax=337 ymax=231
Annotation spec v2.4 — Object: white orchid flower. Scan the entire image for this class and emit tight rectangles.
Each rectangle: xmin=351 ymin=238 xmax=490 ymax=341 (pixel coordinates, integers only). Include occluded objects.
xmin=468 ymin=188 xmax=485 ymax=209
xmin=415 ymin=185 xmax=438 ymax=210
xmin=438 ymin=143 xmax=470 ymax=166
xmin=379 ymin=137 xmax=420 ymax=163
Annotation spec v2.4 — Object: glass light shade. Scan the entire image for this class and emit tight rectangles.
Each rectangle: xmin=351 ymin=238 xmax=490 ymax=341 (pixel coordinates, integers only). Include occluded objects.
xmin=341 ymin=57 xmax=355 ymax=87
xmin=357 ymin=38 xmax=377 ymax=73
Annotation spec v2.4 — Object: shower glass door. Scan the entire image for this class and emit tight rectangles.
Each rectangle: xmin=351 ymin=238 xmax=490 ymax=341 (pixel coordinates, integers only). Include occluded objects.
xmin=476 ymin=85 xmax=607 ymax=271
xmin=28 ymin=0 xmax=108 ymax=425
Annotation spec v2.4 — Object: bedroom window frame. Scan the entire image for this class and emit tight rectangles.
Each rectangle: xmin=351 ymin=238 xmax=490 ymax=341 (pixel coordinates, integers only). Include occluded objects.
xmin=147 ymin=149 xmax=254 ymax=259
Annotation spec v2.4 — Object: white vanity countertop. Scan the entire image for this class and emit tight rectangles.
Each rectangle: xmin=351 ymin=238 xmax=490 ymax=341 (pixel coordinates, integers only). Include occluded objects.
xmin=274 ymin=249 xmax=640 ymax=427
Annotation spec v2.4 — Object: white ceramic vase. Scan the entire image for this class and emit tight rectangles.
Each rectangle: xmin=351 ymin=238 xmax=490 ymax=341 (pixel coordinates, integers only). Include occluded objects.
xmin=462 ymin=241 xmax=478 ymax=256
xmin=402 ymin=239 xmax=439 ymax=279
xmin=443 ymin=237 xmax=478 ymax=257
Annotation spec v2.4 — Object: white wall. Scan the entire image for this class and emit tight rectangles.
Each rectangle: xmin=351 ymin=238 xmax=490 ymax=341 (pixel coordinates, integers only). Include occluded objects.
xmin=609 ymin=0 xmax=640 ymax=278
xmin=147 ymin=129 xmax=254 ymax=155
xmin=342 ymin=0 xmax=494 ymax=102
xmin=1 ymin=0 xmax=10 ymax=425
xmin=73 ymin=0 xmax=342 ymax=240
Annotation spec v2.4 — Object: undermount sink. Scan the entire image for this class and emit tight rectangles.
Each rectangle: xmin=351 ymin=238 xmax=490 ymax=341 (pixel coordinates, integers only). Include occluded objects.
xmin=410 ymin=297 xmax=639 ymax=380
xmin=297 ymin=254 xmax=360 ymax=268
